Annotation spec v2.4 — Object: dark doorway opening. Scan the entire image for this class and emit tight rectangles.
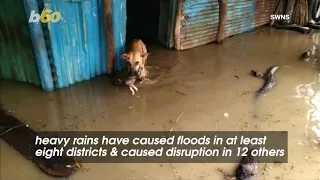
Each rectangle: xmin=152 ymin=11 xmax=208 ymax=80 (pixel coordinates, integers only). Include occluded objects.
xmin=126 ymin=0 xmax=160 ymax=45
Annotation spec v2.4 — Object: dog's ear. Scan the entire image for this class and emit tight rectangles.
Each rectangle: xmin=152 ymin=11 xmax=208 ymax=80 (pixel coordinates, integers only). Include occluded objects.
xmin=121 ymin=53 xmax=130 ymax=61
xmin=141 ymin=53 xmax=151 ymax=59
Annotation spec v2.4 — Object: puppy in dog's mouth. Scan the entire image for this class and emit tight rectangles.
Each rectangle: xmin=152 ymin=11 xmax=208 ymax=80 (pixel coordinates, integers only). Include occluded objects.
xmin=125 ymin=76 xmax=138 ymax=95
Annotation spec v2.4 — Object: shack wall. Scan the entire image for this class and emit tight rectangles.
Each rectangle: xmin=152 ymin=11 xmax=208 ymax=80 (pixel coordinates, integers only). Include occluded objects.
xmin=177 ymin=0 xmax=279 ymax=50
xmin=1 ymin=0 xmax=126 ymax=91
xmin=42 ymin=0 xmax=126 ymax=89
xmin=0 ymin=0 xmax=42 ymax=87
xmin=180 ymin=0 xmax=220 ymax=50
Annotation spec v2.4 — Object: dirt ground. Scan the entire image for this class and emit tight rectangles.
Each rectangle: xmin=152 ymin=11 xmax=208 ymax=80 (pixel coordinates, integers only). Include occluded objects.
xmin=1 ymin=27 xmax=320 ymax=180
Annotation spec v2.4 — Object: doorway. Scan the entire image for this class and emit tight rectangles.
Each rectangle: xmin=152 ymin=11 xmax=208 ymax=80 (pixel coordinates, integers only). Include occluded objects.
xmin=126 ymin=0 xmax=160 ymax=45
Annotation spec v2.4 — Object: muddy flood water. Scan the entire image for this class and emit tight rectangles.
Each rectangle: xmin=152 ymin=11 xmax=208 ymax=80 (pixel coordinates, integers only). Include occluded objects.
xmin=1 ymin=27 xmax=320 ymax=180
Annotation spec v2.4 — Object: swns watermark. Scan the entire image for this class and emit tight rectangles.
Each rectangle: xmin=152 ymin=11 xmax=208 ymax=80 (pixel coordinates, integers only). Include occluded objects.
xmin=270 ymin=14 xmax=290 ymax=21
xmin=29 ymin=8 xmax=61 ymax=24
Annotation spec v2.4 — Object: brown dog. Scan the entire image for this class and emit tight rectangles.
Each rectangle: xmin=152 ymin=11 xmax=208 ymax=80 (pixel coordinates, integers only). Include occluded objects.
xmin=121 ymin=39 xmax=150 ymax=80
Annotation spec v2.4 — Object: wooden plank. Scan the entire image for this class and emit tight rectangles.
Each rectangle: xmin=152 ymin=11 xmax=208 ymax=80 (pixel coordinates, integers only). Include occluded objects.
xmin=167 ymin=0 xmax=178 ymax=48
xmin=285 ymin=0 xmax=297 ymax=24
xmin=102 ymin=0 xmax=115 ymax=74
xmin=174 ymin=0 xmax=183 ymax=50
xmin=0 ymin=108 xmax=80 ymax=178
xmin=216 ymin=0 xmax=228 ymax=43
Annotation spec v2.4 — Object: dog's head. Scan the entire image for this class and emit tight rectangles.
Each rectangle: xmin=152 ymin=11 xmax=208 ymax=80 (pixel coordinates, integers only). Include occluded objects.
xmin=121 ymin=52 xmax=150 ymax=76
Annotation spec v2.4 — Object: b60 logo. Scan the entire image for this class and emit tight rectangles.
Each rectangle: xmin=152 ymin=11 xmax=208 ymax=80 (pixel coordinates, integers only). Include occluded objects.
xmin=29 ymin=8 xmax=61 ymax=23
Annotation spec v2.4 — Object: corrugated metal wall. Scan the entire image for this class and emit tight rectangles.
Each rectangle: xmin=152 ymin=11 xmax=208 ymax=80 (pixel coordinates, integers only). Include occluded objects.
xmin=43 ymin=0 xmax=106 ymax=89
xmin=255 ymin=0 xmax=278 ymax=27
xmin=180 ymin=0 xmax=220 ymax=50
xmin=23 ymin=0 xmax=55 ymax=91
xmin=178 ymin=0 xmax=278 ymax=50
xmin=111 ymin=0 xmax=126 ymax=72
xmin=226 ymin=0 xmax=278 ymax=37
xmin=226 ymin=0 xmax=256 ymax=37
xmin=42 ymin=0 xmax=126 ymax=89
xmin=1 ymin=0 xmax=125 ymax=91
xmin=0 ymin=0 xmax=41 ymax=86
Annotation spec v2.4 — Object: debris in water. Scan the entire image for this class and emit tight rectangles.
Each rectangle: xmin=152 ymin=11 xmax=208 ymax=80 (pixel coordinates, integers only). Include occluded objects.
xmin=262 ymin=163 xmax=267 ymax=175
xmin=181 ymin=83 xmax=193 ymax=89
xmin=217 ymin=168 xmax=235 ymax=180
xmin=114 ymin=78 xmax=124 ymax=85
xmin=175 ymin=90 xmax=186 ymax=96
xmin=169 ymin=112 xmax=184 ymax=134
xmin=234 ymin=75 xmax=240 ymax=79
xmin=239 ymin=91 xmax=250 ymax=96
xmin=82 ymin=167 xmax=90 ymax=172
xmin=224 ymin=113 xmax=229 ymax=118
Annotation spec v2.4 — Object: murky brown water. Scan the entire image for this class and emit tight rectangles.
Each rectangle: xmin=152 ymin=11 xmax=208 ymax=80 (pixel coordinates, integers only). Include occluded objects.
xmin=1 ymin=27 xmax=320 ymax=180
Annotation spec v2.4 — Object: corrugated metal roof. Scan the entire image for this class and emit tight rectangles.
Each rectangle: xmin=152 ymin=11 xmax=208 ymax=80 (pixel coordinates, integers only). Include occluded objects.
xmin=0 ymin=0 xmax=41 ymax=86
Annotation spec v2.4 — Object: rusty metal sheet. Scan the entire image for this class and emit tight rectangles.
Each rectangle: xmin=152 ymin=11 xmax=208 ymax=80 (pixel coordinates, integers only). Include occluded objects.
xmin=180 ymin=0 xmax=219 ymax=50
xmin=255 ymin=0 xmax=279 ymax=27
xmin=225 ymin=0 xmax=256 ymax=37
xmin=225 ymin=0 xmax=278 ymax=37
xmin=178 ymin=0 xmax=279 ymax=50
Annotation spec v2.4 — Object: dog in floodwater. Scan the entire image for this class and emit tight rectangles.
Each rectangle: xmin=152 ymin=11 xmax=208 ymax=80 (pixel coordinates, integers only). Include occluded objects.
xmin=121 ymin=39 xmax=150 ymax=82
